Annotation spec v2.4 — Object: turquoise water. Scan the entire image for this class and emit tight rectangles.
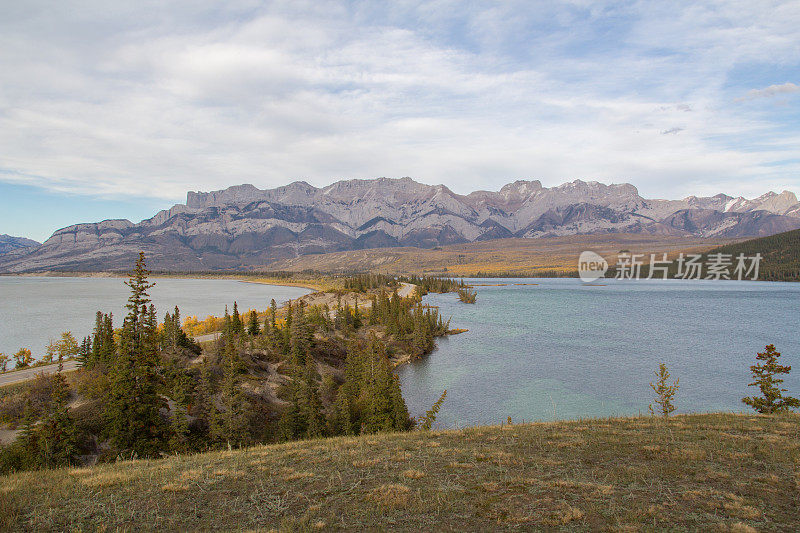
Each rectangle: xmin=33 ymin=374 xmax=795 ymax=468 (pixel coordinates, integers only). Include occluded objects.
xmin=398 ymin=278 xmax=800 ymax=428
xmin=0 ymin=277 xmax=310 ymax=358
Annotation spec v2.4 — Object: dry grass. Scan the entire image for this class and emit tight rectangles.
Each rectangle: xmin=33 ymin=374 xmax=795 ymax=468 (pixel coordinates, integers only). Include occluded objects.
xmin=264 ymin=234 xmax=739 ymax=275
xmin=1 ymin=413 xmax=798 ymax=531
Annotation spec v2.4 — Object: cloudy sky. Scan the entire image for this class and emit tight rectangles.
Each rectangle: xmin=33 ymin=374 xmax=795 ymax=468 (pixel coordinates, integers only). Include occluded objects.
xmin=1 ymin=0 xmax=799 ymax=241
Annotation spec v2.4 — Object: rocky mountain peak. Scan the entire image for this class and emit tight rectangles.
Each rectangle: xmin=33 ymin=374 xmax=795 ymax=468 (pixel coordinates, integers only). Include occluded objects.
xmin=2 ymin=177 xmax=799 ymax=272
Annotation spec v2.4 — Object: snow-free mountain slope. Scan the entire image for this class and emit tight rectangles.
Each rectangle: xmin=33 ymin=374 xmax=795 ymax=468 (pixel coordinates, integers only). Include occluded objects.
xmin=1 ymin=178 xmax=798 ymax=272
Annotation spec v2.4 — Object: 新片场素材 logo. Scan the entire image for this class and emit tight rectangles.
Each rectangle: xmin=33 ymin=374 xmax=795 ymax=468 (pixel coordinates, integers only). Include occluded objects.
xmin=577 ymin=251 xmax=763 ymax=281
xmin=578 ymin=251 xmax=608 ymax=282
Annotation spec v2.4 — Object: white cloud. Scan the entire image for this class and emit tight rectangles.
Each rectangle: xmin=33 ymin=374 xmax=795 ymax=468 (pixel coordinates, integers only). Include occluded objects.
xmin=0 ymin=0 xmax=798 ymax=206
xmin=738 ymin=82 xmax=800 ymax=101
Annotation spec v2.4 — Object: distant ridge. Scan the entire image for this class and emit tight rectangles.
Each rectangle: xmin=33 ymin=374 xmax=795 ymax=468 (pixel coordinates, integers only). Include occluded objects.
xmin=1 ymin=177 xmax=799 ymax=272
xmin=0 ymin=234 xmax=41 ymax=256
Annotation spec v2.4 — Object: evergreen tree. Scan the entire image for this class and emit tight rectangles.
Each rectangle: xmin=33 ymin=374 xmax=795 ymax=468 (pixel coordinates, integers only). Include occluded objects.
xmin=301 ymin=357 xmax=324 ymax=439
xmin=290 ymin=304 xmax=313 ymax=366
xmin=173 ymin=306 xmax=181 ymax=344
xmin=192 ymin=360 xmax=217 ymax=440
xmin=231 ymin=302 xmax=244 ymax=335
xmin=37 ymin=372 xmax=78 ymax=468
xmin=247 ymin=310 xmax=261 ymax=336
xmin=269 ymin=298 xmax=278 ymax=329
xmin=77 ymin=336 xmax=92 ymax=367
xmin=104 ymin=252 xmax=166 ymax=457
xmin=338 ymin=336 xmax=412 ymax=435
xmin=283 ymin=300 xmax=294 ymax=349
xmin=169 ymin=401 xmax=191 ymax=453
xmin=163 ymin=311 xmax=175 ymax=349
xmin=216 ymin=337 xmax=250 ymax=448
xmin=88 ymin=312 xmax=116 ymax=368
xmin=328 ymin=392 xmax=353 ymax=435
xmin=19 ymin=400 xmax=39 ymax=470
xmin=742 ymin=345 xmax=799 ymax=413
xmin=277 ymin=393 xmax=303 ymax=442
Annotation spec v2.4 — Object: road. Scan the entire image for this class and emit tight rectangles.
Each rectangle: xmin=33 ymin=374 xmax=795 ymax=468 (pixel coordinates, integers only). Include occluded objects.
xmin=398 ymin=282 xmax=417 ymax=298
xmin=194 ymin=332 xmax=221 ymax=343
xmin=0 ymin=359 xmax=80 ymax=387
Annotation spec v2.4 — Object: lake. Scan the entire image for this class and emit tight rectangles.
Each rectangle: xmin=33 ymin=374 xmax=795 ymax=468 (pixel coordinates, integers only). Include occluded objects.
xmin=0 ymin=276 xmax=311 ymax=357
xmin=398 ymin=278 xmax=800 ymax=428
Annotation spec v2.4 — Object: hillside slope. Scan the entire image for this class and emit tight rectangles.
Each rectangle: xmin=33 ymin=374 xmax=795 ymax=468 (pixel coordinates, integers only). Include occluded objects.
xmin=265 ymin=234 xmax=737 ymax=275
xmin=2 ymin=413 xmax=798 ymax=531
xmin=710 ymin=228 xmax=800 ymax=281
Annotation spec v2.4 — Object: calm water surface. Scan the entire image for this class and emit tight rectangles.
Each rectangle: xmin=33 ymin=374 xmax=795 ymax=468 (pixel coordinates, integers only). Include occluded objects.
xmin=0 ymin=277 xmax=310 ymax=356
xmin=399 ymin=278 xmax=800 ymax=428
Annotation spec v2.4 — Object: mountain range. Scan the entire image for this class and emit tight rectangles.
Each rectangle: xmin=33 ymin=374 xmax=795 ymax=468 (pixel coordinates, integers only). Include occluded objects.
xmin=2 ymin=178 xmax=799 ymax=272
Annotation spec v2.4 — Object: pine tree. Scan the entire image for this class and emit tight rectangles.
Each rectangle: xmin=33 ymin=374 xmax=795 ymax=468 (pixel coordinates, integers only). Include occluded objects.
xmin=231 ymin=302 xmax=244 ymax=335
xmin=302 ymin=357 xmax=324 ymax=439
xmin=77 ymin=336 xmax=92 ymax=367
xmin=192 ymin=360 xmax=216 ymax=440
xmin=104 ymin=252 xmax=166 ymax=457
xmin=269 ymin=299 xmax=278 ymax=330
xmin=217 ymin=337 xmax=250 ymax=448
xmin=329 ymin=392 xmax=353 ymax=435
xmin=283 ymin=300 xmax=294 ymax=350
xmin=90 ymin=312 xmax=116 ymax=367
xmin=169 ymin=401 xmax=191 ymax=453
xmin=247 ymin=310 xmax=261 ymax=336
xmin=742 ymin=344 xmax=799 ymax=413
xmin=19 ymin=400 xmax=39 ymax=470
xmin=338 ymin=336 xmax=412 ymax=435
xmin=173 ymin=306 xmax=181 ymax=343
xmin=290 ymin=304 xmax=312 ymax=366
xmin=277 ymin=395 xmax=302 ymax=442
xmin=37 ymin=371 xmax=78 ymax=468
xmin=163 ymin=311 xmax=175 ymax=349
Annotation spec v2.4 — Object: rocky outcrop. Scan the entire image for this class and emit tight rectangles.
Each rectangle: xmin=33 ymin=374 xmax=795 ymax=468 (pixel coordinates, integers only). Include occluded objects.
xmin=2 ymin=178 xmax=799 ymax=272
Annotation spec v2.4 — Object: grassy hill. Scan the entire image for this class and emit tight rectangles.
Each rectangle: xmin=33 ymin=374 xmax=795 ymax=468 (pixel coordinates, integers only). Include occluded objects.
xmin=2 ymin=413 xmax=798 ymax=531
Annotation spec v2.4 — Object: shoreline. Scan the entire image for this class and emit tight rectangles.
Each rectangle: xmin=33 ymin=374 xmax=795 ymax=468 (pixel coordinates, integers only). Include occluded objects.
xmin=0 ymin=271 xmax=328 ymax=291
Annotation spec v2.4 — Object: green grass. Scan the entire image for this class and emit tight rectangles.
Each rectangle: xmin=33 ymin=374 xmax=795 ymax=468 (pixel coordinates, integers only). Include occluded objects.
xmin=1 ymin=413 xmax=798 ymax=531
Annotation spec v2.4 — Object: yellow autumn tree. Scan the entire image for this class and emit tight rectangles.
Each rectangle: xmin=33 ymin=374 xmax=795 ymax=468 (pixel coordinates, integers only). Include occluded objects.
xmin=14 ymin=348 xmax=34 ymax=369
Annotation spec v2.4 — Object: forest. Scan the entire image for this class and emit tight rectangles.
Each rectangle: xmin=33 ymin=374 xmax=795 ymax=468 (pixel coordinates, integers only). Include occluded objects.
xmin=0 ymin=254 xmax=458 ymax=473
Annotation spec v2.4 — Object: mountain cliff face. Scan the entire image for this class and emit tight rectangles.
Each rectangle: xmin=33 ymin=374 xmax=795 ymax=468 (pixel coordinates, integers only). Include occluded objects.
xmin=3 ymin=178 xmax=800 ymax=272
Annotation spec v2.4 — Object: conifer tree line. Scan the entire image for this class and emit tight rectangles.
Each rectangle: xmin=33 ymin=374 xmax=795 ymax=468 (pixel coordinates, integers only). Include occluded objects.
xmin=342 ymin=273 xmax=464 ymax=294
xmin=1 ymin=253 xmax=456 ymax=473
